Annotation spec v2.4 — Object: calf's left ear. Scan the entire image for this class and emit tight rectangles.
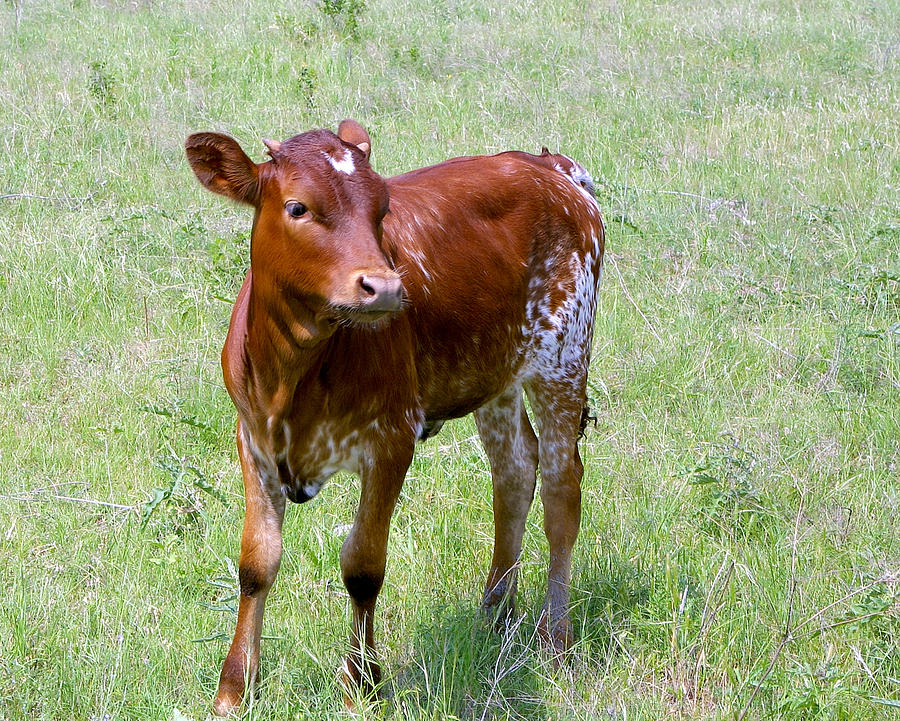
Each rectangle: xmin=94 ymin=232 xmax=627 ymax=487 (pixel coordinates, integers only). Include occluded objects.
xmin=185 ymin=132 xmax=260 ymax=206
xmin=337 ymin=119 xmax=371 ymax=159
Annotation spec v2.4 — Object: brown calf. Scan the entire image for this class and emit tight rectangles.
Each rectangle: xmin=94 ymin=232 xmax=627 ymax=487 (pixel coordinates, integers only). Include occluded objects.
xmin=185 ymin=120 xmax=605 ymax=714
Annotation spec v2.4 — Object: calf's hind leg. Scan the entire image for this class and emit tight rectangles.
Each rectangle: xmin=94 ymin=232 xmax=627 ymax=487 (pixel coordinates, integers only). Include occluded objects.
xmin=474 ymin=385 xmax=539 ymax=624
xmin=525 ymin=379 xmax=587 ymax=654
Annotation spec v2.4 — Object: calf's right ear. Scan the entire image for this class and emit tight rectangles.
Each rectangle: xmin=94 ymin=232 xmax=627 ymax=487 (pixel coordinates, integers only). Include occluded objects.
xmin=185 ymin=133 xmax=260 ymax=206
xmin=337 ymin=119 xmax=371 ymax=159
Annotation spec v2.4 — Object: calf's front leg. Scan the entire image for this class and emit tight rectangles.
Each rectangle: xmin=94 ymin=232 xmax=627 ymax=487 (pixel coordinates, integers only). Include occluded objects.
xmin=213 ymin=424 xmax=285 ymax=716
xmin=339 ymin=445 xmax=412 ymax=707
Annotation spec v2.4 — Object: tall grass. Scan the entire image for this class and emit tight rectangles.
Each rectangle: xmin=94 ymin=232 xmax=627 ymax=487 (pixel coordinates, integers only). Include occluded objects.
xmin=1 ymin=0 xmax=897 ymax=719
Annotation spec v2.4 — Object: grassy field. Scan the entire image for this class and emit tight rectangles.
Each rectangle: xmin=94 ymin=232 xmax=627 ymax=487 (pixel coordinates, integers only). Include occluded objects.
xmin=1 ymin=0 xmax=898 ymax=718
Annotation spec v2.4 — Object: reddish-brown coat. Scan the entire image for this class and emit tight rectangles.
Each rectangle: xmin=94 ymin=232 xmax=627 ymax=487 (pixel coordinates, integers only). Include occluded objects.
xmin=186 ymin=121 xmax=604 ymax=715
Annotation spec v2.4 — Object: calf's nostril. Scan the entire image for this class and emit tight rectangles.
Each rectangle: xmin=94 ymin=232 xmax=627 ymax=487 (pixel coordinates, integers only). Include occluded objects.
xmin=354 ymin=273 xmax=403 ymax=312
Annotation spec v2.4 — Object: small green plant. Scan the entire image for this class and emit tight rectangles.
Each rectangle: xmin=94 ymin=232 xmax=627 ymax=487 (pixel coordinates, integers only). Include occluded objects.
xmin=141 ymin=453 xmax=226 ymax=531
xmin=319 ymin=0 xmax=365 ymax=39
xmin=194 ymin=557 xmax=240 ymax=644
xmin=855 ymin=270 xmax=900 ymax=313
xmin=88 ymin=59 xmax=117 ymax=108
xmin=274 ymin=11 xmax=319 ymax=43
xmin=775 ymin=658 xmax=855 ymax=719
xmin=297 ymin=65 xmax=317 ymax=108
xmin=686 ymin=440 xmax=759 ymax=505
xmin=206 ymin=231 xmax=248 ymax=292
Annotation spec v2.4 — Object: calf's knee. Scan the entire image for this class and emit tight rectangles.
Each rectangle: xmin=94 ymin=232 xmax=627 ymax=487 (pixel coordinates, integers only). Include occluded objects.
xmin=342 ymin=570 xmax=384 ymax=605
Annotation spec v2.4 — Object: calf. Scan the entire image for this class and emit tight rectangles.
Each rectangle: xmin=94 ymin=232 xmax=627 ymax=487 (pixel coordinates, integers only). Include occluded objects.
xmin=185 ymin=120 xmax=605 ymax=714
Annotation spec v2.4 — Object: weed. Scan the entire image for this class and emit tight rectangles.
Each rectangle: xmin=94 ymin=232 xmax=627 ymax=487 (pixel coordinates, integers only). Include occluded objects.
xmin=205 ymin=230 xmax=248 ymax=292
xmin=853 ymin=271 xmax=900 ymax=313
xmin=88 ymin=59 xmax=117 ymax=108
xmin=141 ymin=452 xmax=226 ymax=531
xmin=775 ymin=658 xmax=855 ymax=718
xmin=684 ymin=438 xmax=768 ymax=535
xmin=319 ymin=0 xmax=366 ymax=39
xmin=296 ymin=65 xmax=317 ymax=108
xmin=274 ymin=11 xmax=320 ymax=44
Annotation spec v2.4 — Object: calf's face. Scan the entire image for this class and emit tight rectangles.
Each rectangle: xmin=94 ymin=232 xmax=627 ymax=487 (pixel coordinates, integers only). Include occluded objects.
xmin=185 ymin=121 xmax=402 ymax=328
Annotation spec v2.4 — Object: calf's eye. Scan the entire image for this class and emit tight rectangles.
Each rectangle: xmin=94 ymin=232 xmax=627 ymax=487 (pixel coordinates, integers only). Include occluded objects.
xmin=286 ymin=201 xmax=308 ymax=218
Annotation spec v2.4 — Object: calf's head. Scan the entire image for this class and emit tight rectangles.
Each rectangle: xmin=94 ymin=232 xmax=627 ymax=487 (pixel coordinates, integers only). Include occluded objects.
xmin=186 ymin=120 xmax=402 ymax=332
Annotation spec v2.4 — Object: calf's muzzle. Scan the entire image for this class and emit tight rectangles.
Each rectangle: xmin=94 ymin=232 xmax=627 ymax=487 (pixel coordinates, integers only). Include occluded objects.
xmin=356 ymin=273 xmax=404 ymax=313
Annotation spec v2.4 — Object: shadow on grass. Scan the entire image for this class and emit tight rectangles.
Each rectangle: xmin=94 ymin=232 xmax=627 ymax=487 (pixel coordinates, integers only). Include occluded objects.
xmin=389 ymin=602 xmax=556 ymax=720
xmin=386 ymin=564 xmax=653 ymax=720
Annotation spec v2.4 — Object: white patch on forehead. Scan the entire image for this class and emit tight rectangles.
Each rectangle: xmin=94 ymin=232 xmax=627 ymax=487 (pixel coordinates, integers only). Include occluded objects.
xmin=323 ymin=149 xmax=355 ymax=175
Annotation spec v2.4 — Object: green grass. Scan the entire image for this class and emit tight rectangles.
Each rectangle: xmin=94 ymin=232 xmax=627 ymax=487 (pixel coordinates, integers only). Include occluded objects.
xmin=1 ymin=0 xmax=898 ymax=719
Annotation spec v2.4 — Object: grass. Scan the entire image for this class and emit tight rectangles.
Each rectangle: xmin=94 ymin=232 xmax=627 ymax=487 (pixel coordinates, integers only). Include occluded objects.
xmin=1 ymin=0 xmax=898 ymax=718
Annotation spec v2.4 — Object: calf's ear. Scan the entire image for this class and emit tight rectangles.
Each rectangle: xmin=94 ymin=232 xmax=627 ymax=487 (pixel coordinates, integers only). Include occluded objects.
xmin=185 ymin=133 xmax=260 ymax=206
xmin=337 ymin=119 xmax=371 ymax=159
